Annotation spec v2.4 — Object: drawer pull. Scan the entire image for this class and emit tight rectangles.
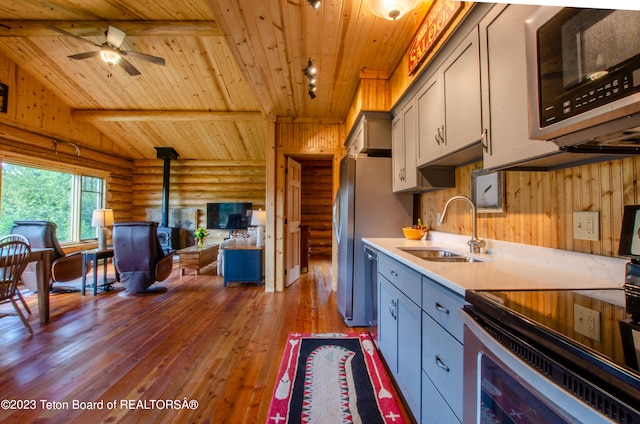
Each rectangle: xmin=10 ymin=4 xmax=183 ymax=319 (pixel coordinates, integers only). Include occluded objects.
xmin=435 ymin=302 xmax=450 ymax=314
xmin=390 ymin=270 xmax=398 ymax=277
xmin=435 ymin=355 xmax=450 ymax=372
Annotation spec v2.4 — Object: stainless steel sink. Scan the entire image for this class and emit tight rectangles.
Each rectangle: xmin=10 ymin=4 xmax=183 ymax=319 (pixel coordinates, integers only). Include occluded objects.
xmin=421 ymin=257 xmax=482 ymax=263
xmin=399 ymin=248 xmax=463 ymax=259
xmin=398 ymin=247 xmax=483 ymax=263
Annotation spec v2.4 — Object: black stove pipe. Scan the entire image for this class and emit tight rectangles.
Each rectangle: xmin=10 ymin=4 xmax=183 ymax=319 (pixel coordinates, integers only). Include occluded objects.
xmin=154 ymin=147 xmax=179 ymax=228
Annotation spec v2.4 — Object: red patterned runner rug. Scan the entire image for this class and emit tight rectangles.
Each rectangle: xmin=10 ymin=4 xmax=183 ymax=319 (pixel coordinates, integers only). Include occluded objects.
xmin=266 ymin=332 xmax=406 ymax=424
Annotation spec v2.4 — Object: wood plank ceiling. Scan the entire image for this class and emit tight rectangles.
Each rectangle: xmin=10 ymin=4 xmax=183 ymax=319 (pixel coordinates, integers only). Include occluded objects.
xmin=0 ymin=0 xmax=431 ymax=160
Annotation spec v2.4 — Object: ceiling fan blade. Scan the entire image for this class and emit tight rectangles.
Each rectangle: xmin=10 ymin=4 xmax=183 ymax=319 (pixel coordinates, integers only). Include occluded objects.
xmin=106 ymin=26 xmax=127 ymax=48
xmin=68 ymin=51 xmax=101 ymax=60
xmin=47 ymin=26 xmax=101 ymax=48
xmin=121 ymin=50 xmax=166 ymax=66
xmin=118 ymin=58 xmax=141 ymax=76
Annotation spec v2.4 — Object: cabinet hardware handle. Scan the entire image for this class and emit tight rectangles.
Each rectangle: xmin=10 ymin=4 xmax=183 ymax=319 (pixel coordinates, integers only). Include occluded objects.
xmin=440 ymin=125 xmax=446 ymax=145
xmin=481 ymin=128 xmax=488 ymax=153
xmin=390 ymin=270 xmax=398 ymax=277
xmin=435 ymin=355 xmax=450 ymax=372
xmin=434 ymin=128 xmax=440 ymax=145
xmin=389 ymin=300 xmax=397 ymax=320
xmin=435 ymin=302 xmax=450 ymax=314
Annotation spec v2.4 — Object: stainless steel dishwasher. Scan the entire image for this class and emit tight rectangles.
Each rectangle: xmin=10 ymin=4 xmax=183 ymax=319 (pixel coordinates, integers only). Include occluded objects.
xmin=364 ymin=245 xmax=378 ymax=333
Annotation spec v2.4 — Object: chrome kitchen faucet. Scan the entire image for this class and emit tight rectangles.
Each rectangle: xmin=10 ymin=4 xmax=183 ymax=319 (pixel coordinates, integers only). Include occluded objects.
xmin=439 ymin=195 xmax=486 ymax=254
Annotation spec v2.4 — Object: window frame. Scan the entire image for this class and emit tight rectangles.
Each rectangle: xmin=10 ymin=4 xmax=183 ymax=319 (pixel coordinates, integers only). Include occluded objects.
xmin=1 ymin=153 xmax=110 ymax=245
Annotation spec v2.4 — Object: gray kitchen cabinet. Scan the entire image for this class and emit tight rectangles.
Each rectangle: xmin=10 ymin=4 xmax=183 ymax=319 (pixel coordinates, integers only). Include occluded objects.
xmin=422 ymin=371 xmax=460 ymax=424
xmin=378 ymin=253 xmax=422 ymax=420
xmin=422 ymin=312 xmax=463 ymax=421
xmin=421 ymin=276 xmax=466 ymax=422
xmin=417 ymin=74 xmax=442 ymax=166
xmin=417 ymin=27 xmax=483 ymax=168
xmin=376 ymin=252 xmax=470 ymax=423
xmin=392 ymin=99 xmax=419 ymax=192
xmin=480 ymin=3 xmax=558 ymax=170
xmin=345 ymin=111 xmax=392 ymax=156
xmin=393 ymin=95 xmax=455 ymax=193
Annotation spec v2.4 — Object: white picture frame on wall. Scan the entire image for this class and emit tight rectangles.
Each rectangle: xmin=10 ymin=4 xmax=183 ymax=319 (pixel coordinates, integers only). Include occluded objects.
xmin=471 ymin=169 xmax=505 ymax=213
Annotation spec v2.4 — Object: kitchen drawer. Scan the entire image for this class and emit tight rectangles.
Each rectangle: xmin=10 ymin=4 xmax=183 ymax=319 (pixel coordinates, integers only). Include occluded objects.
xmin=379 ymin=254 xmax=421 ymax=305
xmin=422 ymin=312 xmax=463 ymax=421
xmin=422 ymin=276 xmax=466 ymax=343
xmin=421 ymin=371 xmax=461 ymax=424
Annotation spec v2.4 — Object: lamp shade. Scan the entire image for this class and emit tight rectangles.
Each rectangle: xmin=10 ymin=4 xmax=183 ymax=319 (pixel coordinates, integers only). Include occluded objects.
xmin=91 ymin=209 xmax=114 ymax=227
xmin=369 ymin=0 xmax=419 ymax=20
xmin=250 ymin=209 xmax=267 ymax=226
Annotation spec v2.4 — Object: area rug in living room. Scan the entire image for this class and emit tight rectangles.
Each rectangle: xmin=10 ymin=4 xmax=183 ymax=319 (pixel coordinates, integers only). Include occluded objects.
xmin=266 ymin=332 xmax=405 ymax=424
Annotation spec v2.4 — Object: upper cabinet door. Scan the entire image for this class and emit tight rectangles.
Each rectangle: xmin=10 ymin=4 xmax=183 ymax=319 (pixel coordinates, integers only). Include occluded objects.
xmin=417 ymin=74 xmax=443 ymax=167
xmin=391 ymin=114 xmax=406 ymax=193
xmin=392 ymin=99 xmax=420 ymax=192
xmin=480 ymin=4 xmax=558 ymax=170
xmin=442 ymin=27 xmax=482 ymax=155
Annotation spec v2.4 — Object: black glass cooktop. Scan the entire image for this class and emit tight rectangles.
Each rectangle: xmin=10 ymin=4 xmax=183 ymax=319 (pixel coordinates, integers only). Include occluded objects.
xmin=465 ymin=285 xmax=640 ymax=410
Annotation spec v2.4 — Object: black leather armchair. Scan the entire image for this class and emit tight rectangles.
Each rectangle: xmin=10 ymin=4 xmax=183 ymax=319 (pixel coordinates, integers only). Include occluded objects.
xmin=10 ymin=220 xmax=87 ymax=292
xmin=112 ymin=221 xmax=174 ymax=293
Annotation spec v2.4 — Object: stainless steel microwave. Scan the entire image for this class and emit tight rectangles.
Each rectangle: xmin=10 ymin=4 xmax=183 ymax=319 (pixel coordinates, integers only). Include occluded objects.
xmin=525 ymin=7 xmax=640 ymax=151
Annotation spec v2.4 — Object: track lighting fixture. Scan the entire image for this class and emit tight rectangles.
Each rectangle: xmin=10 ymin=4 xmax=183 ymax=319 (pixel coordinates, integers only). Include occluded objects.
xmin=306 ymin=0 xmax=321 ymax=10
xmin=304 ymin=58 xmax=317 ymax=78
xmin=304 ymin=58 xmax=318 ymax=99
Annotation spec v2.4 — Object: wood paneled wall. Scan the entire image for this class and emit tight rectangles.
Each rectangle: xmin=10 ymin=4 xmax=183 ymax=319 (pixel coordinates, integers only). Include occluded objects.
xmin=421 ymin=157 xmax=640 ymax=257
xmin=131 ymin=159 xmax=266 ymax=242
xmin=0 ymin=51 xmax=134 ymax=229
xmin=299 ymin=159 xmax=333 ymax=257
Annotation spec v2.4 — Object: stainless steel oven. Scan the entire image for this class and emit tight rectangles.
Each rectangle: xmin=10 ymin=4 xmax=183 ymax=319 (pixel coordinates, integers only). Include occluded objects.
xmin=463 ymin=289 xmax=640 ymax=424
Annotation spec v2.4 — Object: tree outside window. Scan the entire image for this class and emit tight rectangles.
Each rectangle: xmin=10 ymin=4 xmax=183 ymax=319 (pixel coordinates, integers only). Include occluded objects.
xmin=0 ymin=162 xmax=105 ymax=242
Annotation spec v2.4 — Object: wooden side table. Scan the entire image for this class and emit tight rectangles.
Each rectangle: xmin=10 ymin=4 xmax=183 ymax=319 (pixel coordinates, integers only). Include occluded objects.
xmin=178 ymin=244 xmax=219 ymax=275
xmin=223 ymin=246 xmax=263 ymax=286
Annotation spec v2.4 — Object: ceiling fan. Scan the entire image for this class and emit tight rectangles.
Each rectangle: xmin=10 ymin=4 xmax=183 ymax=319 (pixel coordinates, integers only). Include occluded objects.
xmin=48 ymin=25 xmax=166 ymax=76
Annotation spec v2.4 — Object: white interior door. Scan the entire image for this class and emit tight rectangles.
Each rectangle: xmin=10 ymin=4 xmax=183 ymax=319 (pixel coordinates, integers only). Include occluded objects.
xmin=285 ymin=157 xmax=301 ymax=286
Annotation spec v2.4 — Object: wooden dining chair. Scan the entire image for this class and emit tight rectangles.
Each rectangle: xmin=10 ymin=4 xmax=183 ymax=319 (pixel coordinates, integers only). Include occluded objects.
xmin=0 ymin=234 xmax=31 ymax=315
xmin=0 ymin=238 xmax=33 ymax=334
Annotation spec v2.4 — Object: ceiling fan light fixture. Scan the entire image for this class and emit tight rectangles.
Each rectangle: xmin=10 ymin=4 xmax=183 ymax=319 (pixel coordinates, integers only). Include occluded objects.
xmin=100 ymin=47 xmax=121 ymax=65
xmin=368 ymin=0 xmax=420 ymax=20
xmin=307 ymin=0 xmax=321 ymax=9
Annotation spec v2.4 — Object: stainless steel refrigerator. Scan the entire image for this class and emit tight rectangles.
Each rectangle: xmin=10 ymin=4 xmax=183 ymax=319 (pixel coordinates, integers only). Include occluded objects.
xmin=334 ymin=155 xmax=413 ymax=327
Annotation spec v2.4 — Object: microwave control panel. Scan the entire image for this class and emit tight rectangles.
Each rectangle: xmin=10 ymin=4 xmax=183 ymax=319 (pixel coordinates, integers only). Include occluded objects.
xmin=541 ymin=67 xmax=640 ymax=128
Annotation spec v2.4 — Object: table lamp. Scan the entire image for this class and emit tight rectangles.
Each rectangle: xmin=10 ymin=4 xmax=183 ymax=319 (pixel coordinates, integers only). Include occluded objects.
xmin=250 ymin=209 xmax=267 ymax=248
xmin=92 ymin=208 xmax=114 ymax=251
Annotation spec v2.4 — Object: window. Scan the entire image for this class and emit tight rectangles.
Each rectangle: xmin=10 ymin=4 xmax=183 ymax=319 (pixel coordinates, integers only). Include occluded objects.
xmin=0 ymin=161 xmax=106 ymax=243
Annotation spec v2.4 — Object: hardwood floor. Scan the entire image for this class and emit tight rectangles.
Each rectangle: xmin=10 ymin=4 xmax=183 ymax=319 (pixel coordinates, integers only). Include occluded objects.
xmin=0 ymin=258 xmax=411 ymax=423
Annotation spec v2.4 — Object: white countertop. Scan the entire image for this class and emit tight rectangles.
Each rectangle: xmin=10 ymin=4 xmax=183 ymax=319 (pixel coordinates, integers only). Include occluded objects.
xmin=364 ymin=232 xmax=627 ymax=297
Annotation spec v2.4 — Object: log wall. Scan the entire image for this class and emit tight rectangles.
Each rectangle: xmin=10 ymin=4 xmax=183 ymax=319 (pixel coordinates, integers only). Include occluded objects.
xmin=0 ymin=51 xmax=134 ymax=229
xmin=298 ymin=159 xmax=333 ymax=257
xmin=131 ymin=159 xmax=266 ymax=243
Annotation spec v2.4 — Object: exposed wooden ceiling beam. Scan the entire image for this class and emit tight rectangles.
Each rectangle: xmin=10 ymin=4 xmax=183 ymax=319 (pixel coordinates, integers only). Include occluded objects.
xmin=71 ymin=110 xmax=265 ymax=122
xmin=0 ymin=21 xmax=221 ymax=37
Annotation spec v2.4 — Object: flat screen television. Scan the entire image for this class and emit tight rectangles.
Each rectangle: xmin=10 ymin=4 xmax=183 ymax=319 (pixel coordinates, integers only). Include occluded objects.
xmin=206 ymin=202 xmax=253 ymax=230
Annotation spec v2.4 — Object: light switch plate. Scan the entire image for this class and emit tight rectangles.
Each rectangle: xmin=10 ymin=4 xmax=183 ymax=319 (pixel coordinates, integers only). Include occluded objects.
xmin=573 ymin=211 xmax=599 ymax=241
